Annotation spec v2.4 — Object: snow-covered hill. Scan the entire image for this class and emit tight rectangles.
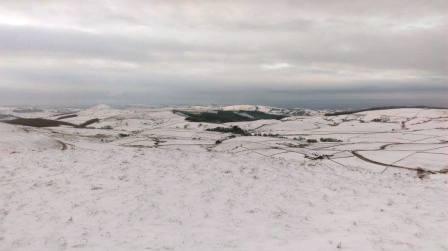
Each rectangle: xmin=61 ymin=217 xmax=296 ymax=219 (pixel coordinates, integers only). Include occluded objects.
xmin=1 ymin=105 xmax=447 ymax=250
xmin=220 ymin=104 xmax=318 ymax=116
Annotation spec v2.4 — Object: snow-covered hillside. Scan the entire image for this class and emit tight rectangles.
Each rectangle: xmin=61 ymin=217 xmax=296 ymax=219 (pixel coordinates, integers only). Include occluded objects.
xmin=1 ymin=106 xmax=447 ymax=250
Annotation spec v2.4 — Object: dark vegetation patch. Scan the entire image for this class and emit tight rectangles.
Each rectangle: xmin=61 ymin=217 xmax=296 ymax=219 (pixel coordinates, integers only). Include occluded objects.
xmin=174 ymin=110 xmax=287 ymax=123
xmin=305 ymin=153 xmax=332 ymax=160
xmin=78 ymin=118 xmax=100 ymax=128
xmin=153 ymin=138 xmax=166 ymax=147
xmin=371 ymin=115 xmax=391 ymax=123
xmin=207 ymin=126 xmax=291 ymax=139
xmin=252 ymin=132 xmax=281 ymax=137
xmin=3 ymin=117 xmax=100 ymax=128
xmin=56 ymin=114 xmax=78 ymax=120
xmin=282 ymin=143 xmax=309 ymax=148
xmin=4 ymin=118 xmax=76 ymax=127
xmin=320 ymin=137 xmax=342 ymax=142
xmin=206 ymin=126 xmax=250 ymax=136
xmin=325 ymin=106 xmax=448 ymax=116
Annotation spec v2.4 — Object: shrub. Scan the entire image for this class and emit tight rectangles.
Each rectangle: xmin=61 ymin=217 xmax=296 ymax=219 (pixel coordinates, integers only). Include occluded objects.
xmin=320 ymin=137 xmax=342 ymax=142
xmin=371 ymin=116 xmax=390 ymax=123
xmin=206 ymin=126 xmax=250 ymax=136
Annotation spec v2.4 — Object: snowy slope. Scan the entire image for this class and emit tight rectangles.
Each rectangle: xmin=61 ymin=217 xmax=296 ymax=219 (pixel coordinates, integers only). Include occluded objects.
xmin=1 ymin=106 xmax=447 ymax=251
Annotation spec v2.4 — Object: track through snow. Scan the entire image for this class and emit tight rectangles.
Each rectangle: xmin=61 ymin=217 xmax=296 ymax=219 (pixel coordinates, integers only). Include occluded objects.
xmin=1 ymin=106 xmax=448 ymax=251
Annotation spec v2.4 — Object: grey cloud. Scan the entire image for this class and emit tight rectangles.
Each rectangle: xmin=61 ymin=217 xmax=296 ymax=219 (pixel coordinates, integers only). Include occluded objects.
xmin=0 ymin=0 xmax=446 ymax=107
xmin=0 ymin=25 xmax=196 ymax=61
xmin=1 ymin=23 xmax=446 ymax=75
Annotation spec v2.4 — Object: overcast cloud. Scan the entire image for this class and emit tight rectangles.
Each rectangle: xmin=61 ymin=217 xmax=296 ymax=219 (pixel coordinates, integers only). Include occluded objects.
xmin=0 ymin=0 xmax=447 ymax=108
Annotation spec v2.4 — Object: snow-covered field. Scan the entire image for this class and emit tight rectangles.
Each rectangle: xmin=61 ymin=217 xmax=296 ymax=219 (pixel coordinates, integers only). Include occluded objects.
xmin=1 ymin=105 xmax=447 ymax=251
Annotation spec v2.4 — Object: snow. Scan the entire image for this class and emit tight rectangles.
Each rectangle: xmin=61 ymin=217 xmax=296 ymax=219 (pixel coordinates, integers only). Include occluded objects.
xmin=221 ymin=105 xmax=272 ymax=113
xmin=1 ymin=106 xmax=448 ymax=250
xmin=0 ymin=124 xmax=61 ymax=153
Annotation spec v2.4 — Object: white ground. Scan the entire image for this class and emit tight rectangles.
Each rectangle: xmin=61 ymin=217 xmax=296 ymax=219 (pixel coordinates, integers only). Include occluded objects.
xmin=1 ymin=106 xmax=447 ymax=251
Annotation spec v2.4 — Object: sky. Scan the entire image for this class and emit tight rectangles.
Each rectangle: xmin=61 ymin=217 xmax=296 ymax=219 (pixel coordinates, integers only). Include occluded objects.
xmin=0 ymin=0 xmax=447 ymax=108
